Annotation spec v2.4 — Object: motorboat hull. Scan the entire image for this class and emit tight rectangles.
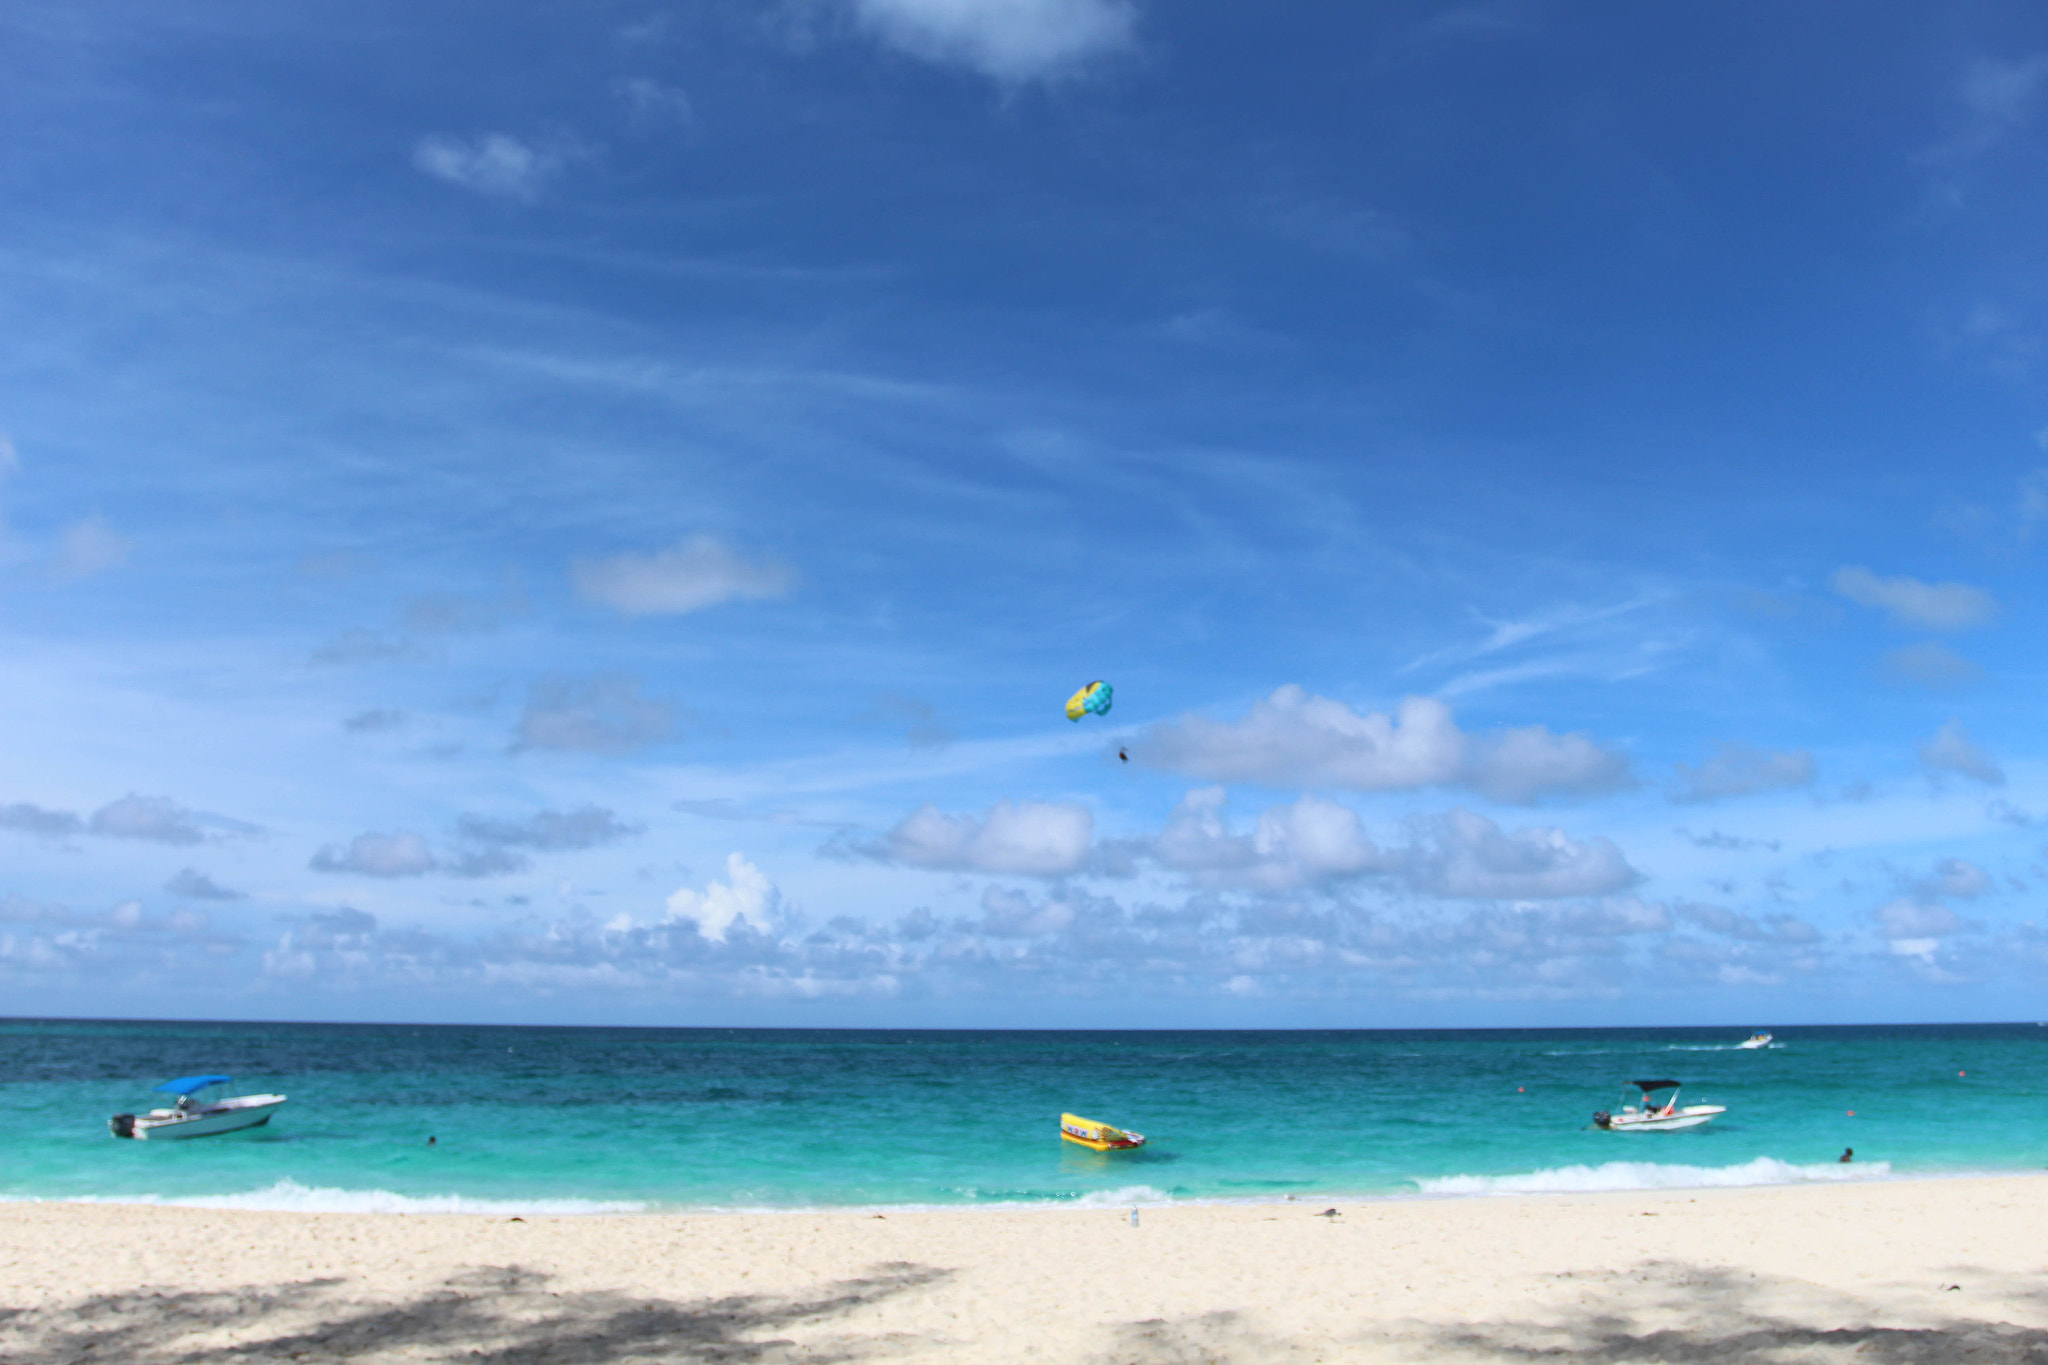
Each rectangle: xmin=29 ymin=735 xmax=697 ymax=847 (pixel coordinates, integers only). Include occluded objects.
xmin=1600 ymin=1104 xmax=1725 ymax=1132
xmin=1736 ymin=1034 xmax=1772 ymax=1050
xmin=111 ymin=1095 xmax=287 ymax=1140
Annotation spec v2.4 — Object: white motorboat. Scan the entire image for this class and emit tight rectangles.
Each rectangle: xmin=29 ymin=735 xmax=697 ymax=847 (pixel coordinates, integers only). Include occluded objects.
xmin=1736 ymin=1032 xmax=1773 ymax=1050
xmin=109 ymin=1075 xmax=287 ymax=1140
xmin=1592 ymin=1079 xmax=1725 ymax=1132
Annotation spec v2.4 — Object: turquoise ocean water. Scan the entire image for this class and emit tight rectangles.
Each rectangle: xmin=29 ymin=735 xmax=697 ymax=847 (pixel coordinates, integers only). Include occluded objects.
xmin=2 ymin=1019 xmax=2042 ymax=1213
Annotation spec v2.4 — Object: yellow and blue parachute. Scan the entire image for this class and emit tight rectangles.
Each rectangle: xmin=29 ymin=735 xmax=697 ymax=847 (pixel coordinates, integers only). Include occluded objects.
xmin=1065 ymin=680 xmax=1113 ymax=722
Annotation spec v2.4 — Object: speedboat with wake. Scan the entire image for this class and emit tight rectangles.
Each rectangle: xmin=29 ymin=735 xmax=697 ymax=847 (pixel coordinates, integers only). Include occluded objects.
xmin=1592 ymin=1079 xmax=1725 ymax=1132
xmin=1736 ymin=1032 xmax=1773 ymax=1050
xmin=109 ymin=1075 xmax=287 ymax=1140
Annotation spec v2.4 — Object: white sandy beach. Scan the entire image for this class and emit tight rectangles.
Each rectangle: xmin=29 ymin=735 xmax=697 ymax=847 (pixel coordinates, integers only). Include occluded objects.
xmin=3 ymin=1176 xmax=2045 ymax=1363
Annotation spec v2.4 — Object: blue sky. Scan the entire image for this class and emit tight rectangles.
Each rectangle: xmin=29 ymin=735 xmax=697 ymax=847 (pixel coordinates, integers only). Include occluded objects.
xmin=4 ymin=0 xmax=2047 ymax=1027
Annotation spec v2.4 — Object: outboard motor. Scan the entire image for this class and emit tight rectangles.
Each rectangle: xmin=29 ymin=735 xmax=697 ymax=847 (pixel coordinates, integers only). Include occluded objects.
xmin=108 ymin=1113 xmax=136 ymax=1139
xmin=1591 ymin=1110 xmax=1612 ymax=1130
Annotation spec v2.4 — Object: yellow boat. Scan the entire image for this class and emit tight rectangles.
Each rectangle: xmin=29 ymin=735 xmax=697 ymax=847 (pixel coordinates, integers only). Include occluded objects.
xmin=1060 ymin=1112 xmax=1146 ymax=1151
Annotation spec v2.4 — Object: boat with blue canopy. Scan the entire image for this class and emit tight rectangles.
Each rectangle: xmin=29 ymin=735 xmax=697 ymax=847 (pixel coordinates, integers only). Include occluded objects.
xmin=109 ymin=1075 xmax=287 ymax=1140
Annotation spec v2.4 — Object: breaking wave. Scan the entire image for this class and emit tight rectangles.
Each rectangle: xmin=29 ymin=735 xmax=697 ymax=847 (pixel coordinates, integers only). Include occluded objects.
xmin=43 ymin=1179 xmax=649 ymax=1215
xmin=1415 ymin=1157 xmax=1889 ymax=1197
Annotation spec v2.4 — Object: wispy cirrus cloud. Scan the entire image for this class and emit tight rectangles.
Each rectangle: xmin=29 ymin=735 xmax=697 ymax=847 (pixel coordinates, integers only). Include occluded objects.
xmin=1831 ymin=566 xmax=1997 ymax=631
xmin=456 ymin=806 xmax=643 ymax=851
xmin=1920 ymin=719 xmax=2005 ymax=786
xmin=1670 ymin=742 xmax=1815 ymax=804
xmin=846 ymin=0 xmax=1137 ymax=82
xmin=413 ymin=133 xmax=579 ymax=200
xmin=571 ymin=537 xmax=796 ymax=617
xmin=514 ymin=675 xmax=676 ymax=754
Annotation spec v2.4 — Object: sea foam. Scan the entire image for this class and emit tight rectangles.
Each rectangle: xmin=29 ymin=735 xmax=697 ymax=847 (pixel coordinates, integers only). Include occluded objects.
xmin=44 ymin=1179 xmax=650 ymax=1215
xmin=1416 ymin=1156 xmax=1889 ymax=1197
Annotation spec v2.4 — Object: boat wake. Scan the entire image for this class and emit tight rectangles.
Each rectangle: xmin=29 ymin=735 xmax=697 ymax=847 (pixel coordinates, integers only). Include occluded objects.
xmin=1416 ymin=1157 xmax=1889 ymax=1197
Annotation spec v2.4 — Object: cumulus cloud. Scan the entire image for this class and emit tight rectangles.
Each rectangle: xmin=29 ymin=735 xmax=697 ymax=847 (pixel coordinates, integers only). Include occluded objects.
xmin=571 ymin=536 xmax=796 ymax=617
xmin=976 ymin=885 xmax=1077 ymax=937
xmin=515 ymin=675 xmax=675 ymax=754
xmin=1403 ymin=809 xmax=1639 ymax=900
xmin=1135 ymin=791 xmax=1634 ymax=900
xmin=1874 ymin=897 xmax=1967 ymax=940
xmin=1919 ymin=719 xmax=2005 ymax=785
xmin=1677 ymin=902 xmax=1819 ymax=943
xmin=309 ymin=831 xmax=438 ymax=877
xmin=89 ymin=795 xmax=205 ymax=845
xmin=878 ymin=801 xmax=1094 ymax=876
xmin=1830 ymin=566 xmax=1997 ymax=631
xmin=0 ymin=802 xmax=83 ymax=838
xmin=1670 ymin=742 xmax=1816 ymax=803
xmin=848 ymin=0 xmax=1136 ymax=82
xmin=456 ymin=806 xmax=643 ymax=851
xmin=164 ymin=868 xmax=245 ymax=901
xmin=1917 ymin=857 xmax=1991 ymax=900
xmin=48 ymin=514 xmax=130 ymax=579
xmin=1139 ymin=688 xmax=1630 ymax=803
xmin=413 ymin=133 xmax=572 ymax=200
xmin=665 ymin=852 xmax=781 ymax=942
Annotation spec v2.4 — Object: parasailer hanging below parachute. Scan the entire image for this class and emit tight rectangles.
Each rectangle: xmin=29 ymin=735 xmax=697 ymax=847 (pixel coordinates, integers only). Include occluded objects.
xmin=1065 ymin=680 xmax=1113 ymax=722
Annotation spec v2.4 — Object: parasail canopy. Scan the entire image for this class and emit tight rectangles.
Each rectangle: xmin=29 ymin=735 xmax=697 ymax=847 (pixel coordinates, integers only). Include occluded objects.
xmin=1065 ymin=680 xmax=1113 ymax=722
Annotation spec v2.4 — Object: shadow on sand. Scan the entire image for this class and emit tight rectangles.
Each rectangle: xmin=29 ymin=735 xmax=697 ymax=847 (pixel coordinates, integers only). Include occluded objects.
xmin=0 ymin=1260 xmax=950 ymax=1365
xmin=1105 ymin=1259 xmax=2048 ymax=1364
xmin=10 ymin=1256 xmax=2048 ymax=1363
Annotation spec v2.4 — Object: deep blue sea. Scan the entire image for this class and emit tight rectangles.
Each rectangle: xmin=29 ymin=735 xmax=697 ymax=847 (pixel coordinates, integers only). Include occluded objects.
xmin=2 ymin=1019 xmax=2042 ymax=1213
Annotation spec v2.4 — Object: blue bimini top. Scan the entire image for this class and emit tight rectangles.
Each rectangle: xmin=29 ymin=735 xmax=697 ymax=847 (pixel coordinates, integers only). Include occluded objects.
xmin=153 ymin=1075 xmax=233 ymax=1095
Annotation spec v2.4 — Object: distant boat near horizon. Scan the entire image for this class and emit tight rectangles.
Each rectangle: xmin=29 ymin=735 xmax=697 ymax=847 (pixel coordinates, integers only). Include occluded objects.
xmin=1737 ymin=1032 xmax=1774 ymax=1050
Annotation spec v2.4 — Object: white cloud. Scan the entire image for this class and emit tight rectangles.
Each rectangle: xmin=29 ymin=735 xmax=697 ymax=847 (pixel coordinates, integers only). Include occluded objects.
xmin=1830 ymin=566 xmax=1997 ymax=632
xmin=571 ymin=536 xmax=797 ymax=617
xmin=1250 ymin=796 xmax=1384 ymax=883
xmin=1405 ymin=809 xmax=1639 ymax=900
xmin=1917 ymin=857 xmax=1990 ymax=900
xmin=1919 ymin=718 xmax=2005 ymax=786
xmin=977 ymin=885 xmax=1076 ymax=936
xmin=48 ymin=514 xmax=129 ymax=579
xmin=1670 ymin=741 xmax=1816 ymax=803
xmin=848 ymin=0 xmax=1136 ymax=81
xmin=413 ymin=133 xmax=571 ymax=200
xmin=1140 ymin=688 xmax=1630 ymax=803
xmin=0 ymin=802 xmax=83 ymax=838
xmin=1137 ymin=792 xmax=1633 ymax=899
xmin=89 ymin=794 xmax=205 ymax=845
xmin=164 ymin=868 xmax=244 ymax=901
xmin=515 ymin=675 xmax=675 ymax=754
xmin=309 ymin=831 xmax=437 ymax=877
xmin=665 ymin=852 xmax=781 ymax=942
xmin=882 ymin=800 xmax=1094 ymax=876
xmin=1875 ymin=896 xmax=1966 ymax=940
xmin=456 ymin=806 xmax=642 ymax=851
